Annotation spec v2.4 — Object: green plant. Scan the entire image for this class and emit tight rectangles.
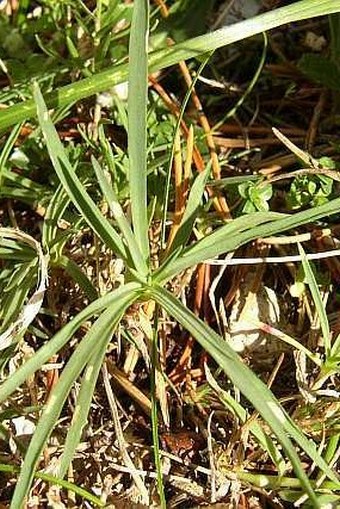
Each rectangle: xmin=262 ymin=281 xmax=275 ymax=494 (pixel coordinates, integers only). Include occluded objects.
xmin=238 ymin=180 xmax=273 ymax=212
xmin=1 ymin=1 xmax=340 ymax=508
xmin=1 ymin=1 xmax=340 ymax=132
xmin=287 ymin=174 xmax=333 ymax=209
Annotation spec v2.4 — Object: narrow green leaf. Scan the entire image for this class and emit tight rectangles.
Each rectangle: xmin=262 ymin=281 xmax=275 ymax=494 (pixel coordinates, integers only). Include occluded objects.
xmin=33 ymin=83 xmax=128 ymax=261
xmin=235 ymin=470 xmax=340 ymax=492
xmin=1 ymin=1 xmax=338 ymax=131
xmin=330 ymin=332 xmax=340 ymax=358
xmin=0 ymin=122 xmax=23 ymax=183
xmin=167 ymin=165 xmax=211 ymax=258
xmin=217 ymin=32 xmax=268 ymax=122
xmin=205 ymin=366 xmax=286 ymax=475
xmin=150 ymin=285 xmax=340 ymax=505
xmin=0 ymin=238 xmax=35 ymax=261
xmin=57 ymin=255 xmax=98 ymax=302
xmin=149 ymin=0 xmax=340 ymax=75
xmin=155 ymin=196 xmax=340 ymax=283
xmin=160 ymin=52 xmax=213 ymax=250
xmin=150 ymin=306 xmax=166 ymax=508
xmin=42 ymin=184 xmax=70 ymax=251
xmin=329 ymin=12 xmax=340 ymax=66
xmin=210 ymin=175 xmax=259 ymax=187
xmin=0 ymin=464 xmax=104 ymax=507
xmin=58 ymin=331 xmax=111 ymax=477
xmin=0 ymin=283 xmax=142 ymax=404
xmin=298 ymin=243 xmax=331 ymax=357
xmin=1 ymin=167 xmax=46 ymax=193
xmin=11 ymin=289 xmax=141 ymax=509
xmin=128 ymin=0 xmax=149 ymax=263
xmin=155 ymin=211 xmax=283 ymax=283
xmin=91 ymin=156 xmax=148 ymax=278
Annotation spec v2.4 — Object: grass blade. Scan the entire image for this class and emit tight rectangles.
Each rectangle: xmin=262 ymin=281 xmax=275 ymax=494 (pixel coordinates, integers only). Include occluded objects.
xmin=298 ymin=243 xmax=331 ymax=357
xmin=151 ymin=285 xmax=340 ymax=506
xmin=0 ymin=122 xmax=23 ymax=182
xmin=205 ymin=366 xmax=286 ymax=475
xmin=0 ymin=229 xmax=47 ymax=351
xmin=0 ymin=283 xmax=142 ymax=405
xmin=0 ymin=464 xmax=104 ymax=507
xmin=150 ymin=306 xmax=166 ymax=507
xmin=155 ymin=196 xmax=340 ymax=283
xmin=128 ymin=0 xmax=149 ymax=263
xmin=160 ymin=53 xmax=213 ymax=251
xmin=166 ymin=165 xmax=211 ymax=258
xmin=58 ymin=334 xmax=111 ymax=477
xmin=149 ymin=0 xmax=340 ymax=73
xmin=57 ymin=255 xmax=98 ymax=302
xmin=1 ymin=1 xmax=339 ymax=131
xmin=155 ymin=211 xmax=283 ymax=283
xmin=42 ymin=184 xmax=70 ymax=250
xmin=91 ymin=156 xmax=148 ymax=278
xmin=33 ymin=82 xmax=128 ymax=262
xmin=11 ymin=289 xmax=141 ymax=508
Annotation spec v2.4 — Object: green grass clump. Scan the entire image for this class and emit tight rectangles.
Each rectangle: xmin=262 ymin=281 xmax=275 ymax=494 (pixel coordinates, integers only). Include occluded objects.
xmin=0 ymin=1 xmax=340 ymax=508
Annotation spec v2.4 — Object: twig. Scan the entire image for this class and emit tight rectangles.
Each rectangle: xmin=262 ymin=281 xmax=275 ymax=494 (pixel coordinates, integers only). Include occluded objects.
xmin=205 ymin=249 xmax=340 ymax=265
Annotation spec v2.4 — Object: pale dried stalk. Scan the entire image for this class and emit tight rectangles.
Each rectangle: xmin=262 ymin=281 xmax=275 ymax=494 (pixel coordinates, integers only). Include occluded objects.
xmin=102 ymin=362 xmax=150 ymax=505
